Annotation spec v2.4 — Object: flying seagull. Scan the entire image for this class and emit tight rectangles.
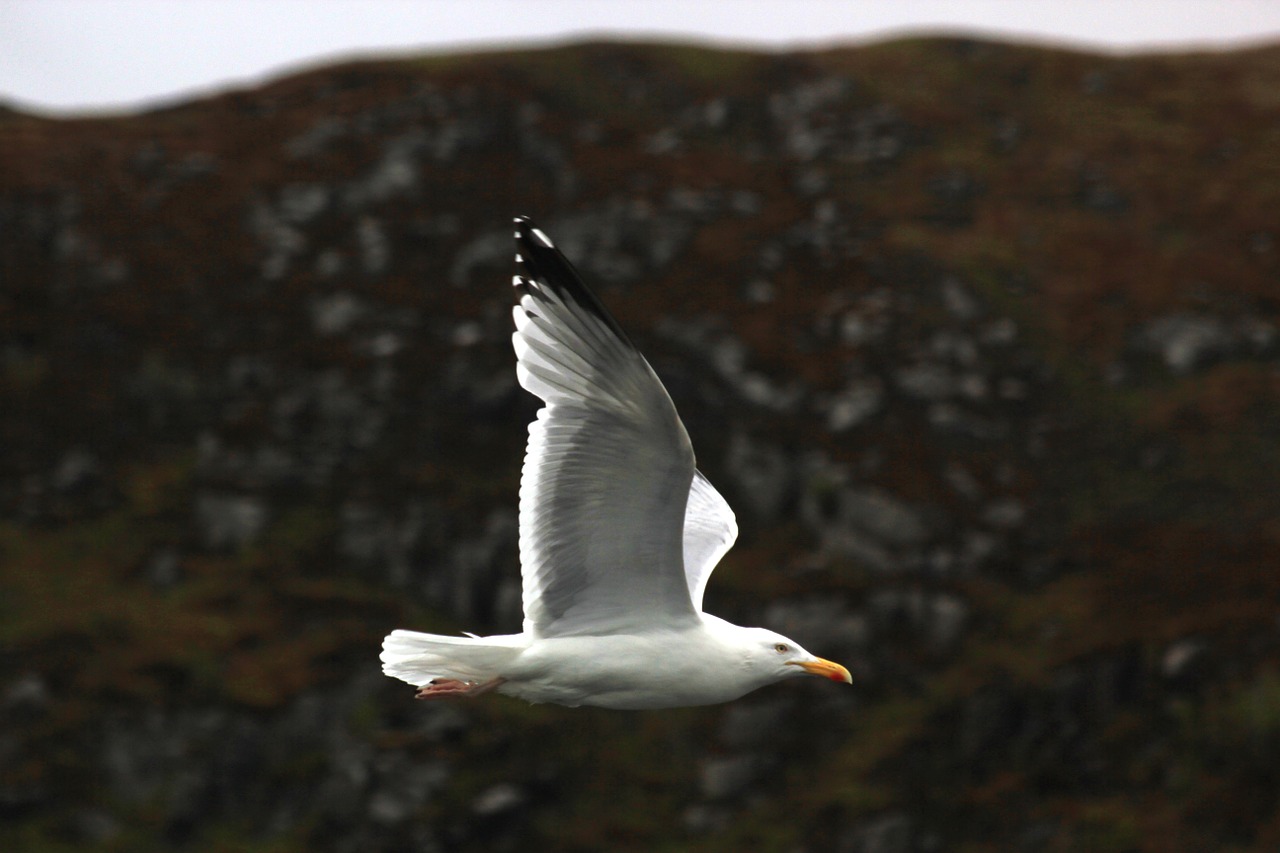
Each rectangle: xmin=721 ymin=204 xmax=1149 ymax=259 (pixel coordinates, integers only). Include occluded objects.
xmin=380 ymin=216 xmax=851 ymax=709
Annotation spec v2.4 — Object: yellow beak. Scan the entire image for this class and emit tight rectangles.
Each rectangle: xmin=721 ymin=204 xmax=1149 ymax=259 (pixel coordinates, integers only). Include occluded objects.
xmin=789 ymin=657 xmax=853 ymax=684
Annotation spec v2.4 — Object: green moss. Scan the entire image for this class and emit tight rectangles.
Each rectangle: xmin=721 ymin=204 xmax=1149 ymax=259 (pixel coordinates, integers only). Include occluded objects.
xmin=0 ymin=512 xmax=156 ymax=645
xmin=1071 ymin=801 xmax=1143 ymax=852
xmin=2 ymin=348 xmax=49 ymax=390
xmin=1227 ymin=670 xmax=1280 ymax=739
xmin=639 ymin=42 xmax=762 ymax=85
xmin=197 ymin=824 xmax=311 ymax=853
xmin=0 ymin=454 xmax=384 ymax=711
xmin=242 ymin=504 xmax=333 ymax=566
xmin=0 ymin=822 xmax=100 ymax=853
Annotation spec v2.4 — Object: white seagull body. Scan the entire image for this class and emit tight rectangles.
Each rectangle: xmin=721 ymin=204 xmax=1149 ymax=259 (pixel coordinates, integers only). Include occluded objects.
xmin=380 ymin=217 xmax=851 ymax=710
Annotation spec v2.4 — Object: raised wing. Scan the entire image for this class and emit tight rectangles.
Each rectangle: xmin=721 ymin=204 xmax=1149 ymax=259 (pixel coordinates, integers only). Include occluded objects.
xmin=682 ymin=470 xmax=739 ymax=611
xmin=511 ymin=216 xmax=699 ymax=638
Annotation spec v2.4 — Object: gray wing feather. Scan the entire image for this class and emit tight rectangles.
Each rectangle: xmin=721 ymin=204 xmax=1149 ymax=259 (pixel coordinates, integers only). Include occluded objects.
xmin=682 ymin=470 xmax=739 ymax=611
xmin=512 ymin=218 xmax=699 ymax=638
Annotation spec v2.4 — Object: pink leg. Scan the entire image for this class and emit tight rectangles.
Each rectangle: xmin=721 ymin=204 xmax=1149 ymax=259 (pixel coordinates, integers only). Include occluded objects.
xmin=414 ymin=677 xmax=506 ymax=700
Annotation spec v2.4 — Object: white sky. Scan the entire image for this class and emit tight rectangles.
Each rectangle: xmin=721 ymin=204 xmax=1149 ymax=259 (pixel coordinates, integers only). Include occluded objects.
xmin=3 ymin=0 xmax=1279 ymax=115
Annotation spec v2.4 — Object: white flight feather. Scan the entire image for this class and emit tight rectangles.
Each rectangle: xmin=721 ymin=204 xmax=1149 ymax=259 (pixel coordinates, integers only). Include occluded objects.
xmin=511 ymin=267 xmax=732 ymax=639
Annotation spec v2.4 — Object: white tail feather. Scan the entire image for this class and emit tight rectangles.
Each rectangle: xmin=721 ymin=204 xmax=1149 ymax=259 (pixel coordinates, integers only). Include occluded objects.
xmin=380 ymin=630 xmax=523 ymax=687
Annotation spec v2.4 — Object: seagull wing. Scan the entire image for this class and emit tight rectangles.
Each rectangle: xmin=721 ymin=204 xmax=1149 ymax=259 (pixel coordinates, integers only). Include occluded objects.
xmin=682 ymin=469 xmax=739 ymax=612
xmin=512 ymin=216 xmax=700 ymax=638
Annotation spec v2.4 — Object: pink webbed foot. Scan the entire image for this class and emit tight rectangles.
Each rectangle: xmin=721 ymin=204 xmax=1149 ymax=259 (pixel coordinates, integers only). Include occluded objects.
xmin=414 ymin=677 xmax=506 ymax=700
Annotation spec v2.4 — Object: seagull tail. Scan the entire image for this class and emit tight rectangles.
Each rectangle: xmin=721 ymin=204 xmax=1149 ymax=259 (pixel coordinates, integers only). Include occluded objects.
xmin=380 ymin=629 xmax=523 ymax=687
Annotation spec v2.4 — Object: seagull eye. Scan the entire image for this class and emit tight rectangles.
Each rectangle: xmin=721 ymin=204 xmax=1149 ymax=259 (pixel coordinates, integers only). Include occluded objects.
xmin=774 ymin=643 xmax=789 ymax=654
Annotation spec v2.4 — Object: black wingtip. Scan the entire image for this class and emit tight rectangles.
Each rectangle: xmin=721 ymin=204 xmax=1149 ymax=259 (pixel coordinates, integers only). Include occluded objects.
xmin=513 ymin=215 xmax=555 ymax=250
xmin=511 ymin=216 xmax=635 ymax=348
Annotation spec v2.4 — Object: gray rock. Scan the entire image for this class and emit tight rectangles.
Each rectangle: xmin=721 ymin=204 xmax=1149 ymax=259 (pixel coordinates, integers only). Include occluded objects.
xmin=315 ymin=248 xmax=346 ymax=278
xmin=997 ymin=376 xmax=1029 ymax=400
xmin=310 ymin=292 xmax=366 ymax=336
xmin=367 ymin=754 xmax=450 ymax=825
xmin=227 ymin=355 xmax=278 ymax=392
xmin=519 ymin=103 xmax=577 ymax=200
xmin=943 ymin=463 xmax=983 ymax=501
xmin=794 ymin=166 xmax=830 ymax=196
xmin=846 ymin=103 xmax=907 ymax=164
xmin=67 ymin=809 xmax=120 ymax=845
xmin=194 ymin=492 xmax=269 ymax=551
xmin=285 ymin=117 xmax=348 ymax=159
xmin=277 ymin=182 xmax=330 ymax=223
xmin=1142 ymin=314 xmax=1228 ymax=372
xmin=930 ymin=329 xmax=980 ymax=366
xmin=742 ymin=278 xmax=776 ymax=304
xmin=339 ymin=500 xmax=441 ymax=588
xmin=838 ymin=312 xmax=876 ymax=346
xmin=769 ymin=77 xmax=852 ymax=162
xmin=343 ymin=130 xmax=425 ymax=209
xmin=366 ymin=787 xmax=415 ymax=825
xmin=699 ymin=754 xmax=758 ymax=800
xmin=449 ymin=320 xmax=484 ymax=347
xmin=959 ymin=530 xmax=1001 ymax=572
xmin=144 ymin=547 xmax=182 ymax=589
xmin=3 ymin=673 xmax=50 ymax=713
xmin=100 ymin=709 xmax=187 ymax=807
xmin=765 ymin=598 xmax=871 ymax=652
xmin=658 ymin=316 xmax=803 ymax=411
xmin=868 ymin=588 xmax=969 ymax=651
xmin=420 ymin=509 xmax=519 ymax=624
xmin=826 ymin=381 xmax=884 ymax=432
xmin=958 ymin=373 xmax=989 ymax=400
xmin=1162 ymin=638 xmax=1208 ymax=682
xmin=683 ymin=803 xmax=729 ymax=834
xmin=248 ymin=198 xmax=305 ymax=280
xmin=941 ymin=276 xmax=983 ymax=320
xmin=1239 ymin=315 xmax=1278 ymax=350
xmin=980 ymin=317 xmax=1018 ymax=346
xmin=718 ymin=699 xmax=790 ymax=749
xmin=1134 ymin=313 xmax=1238 ymax=373
xmin=928 ymin=593 xmax=970 ymax=651
xmin=725 ymin=432 xmax=795 ymax=522
xmin=471 ymin=782 xmax=526 ymax=816
xmin=413 ymin=704 xmax=470 ymax=741
xmin=799 ymin=461 xmax=931 ymax=570
xmin=194 ymin=433 xmax=300 ymax=490
xmin=928 ymin=402 xmax=1005 ymax=440
xmin=363 ymin=330 xmax=402 ymax=358
xmin=645 ymin=127 xmax=682 ymax=155
xmin=736 ymin=371 xmax=806 ymax=412
xmin=356 ymin=216 xmax=390 ymax=275
xmin=895 ymin=362 xmax=957 ymax=401
xmin=824 ymin=528 xmax=898 ymax=572
xmin=844 ymin=812 xmax=914 ymax=853
xmin=729 ymin=189 xmax=762 ymax=216
xmin=338 ymin=502 xmax=394 ymax=566
xmin=982 ymin=497 xmax=1026 ymax=530
xmin=841 ymin=487 xmax=930 ymax=547
xmin=450 ymin=229 xmax=512 ymax=288
xmin=51 ymin=447 xmax=101 ymax=492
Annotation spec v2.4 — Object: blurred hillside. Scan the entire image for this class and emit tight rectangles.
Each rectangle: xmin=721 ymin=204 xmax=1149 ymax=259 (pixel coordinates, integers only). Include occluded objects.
xmin=1 ymin=38 xmax=1279 ymax=852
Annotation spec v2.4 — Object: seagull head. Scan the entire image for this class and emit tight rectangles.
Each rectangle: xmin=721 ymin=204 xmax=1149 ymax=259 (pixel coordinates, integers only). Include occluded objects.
xmin=738 ymin=625 xmax=853 ymax=686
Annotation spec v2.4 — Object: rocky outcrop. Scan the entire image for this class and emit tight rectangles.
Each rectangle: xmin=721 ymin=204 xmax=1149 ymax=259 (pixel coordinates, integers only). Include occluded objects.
xmin=2 ymin=38 xmax=1278 ymax=852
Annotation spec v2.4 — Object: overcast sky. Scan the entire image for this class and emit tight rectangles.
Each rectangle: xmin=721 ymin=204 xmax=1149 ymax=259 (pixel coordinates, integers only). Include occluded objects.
xmin=4 ymin=0 xmax=1279 ymax=115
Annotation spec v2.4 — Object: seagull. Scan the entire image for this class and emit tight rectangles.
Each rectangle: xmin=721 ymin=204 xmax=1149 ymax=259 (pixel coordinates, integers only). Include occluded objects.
xmin=380 ymin=216 xmax=851 ymax=709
